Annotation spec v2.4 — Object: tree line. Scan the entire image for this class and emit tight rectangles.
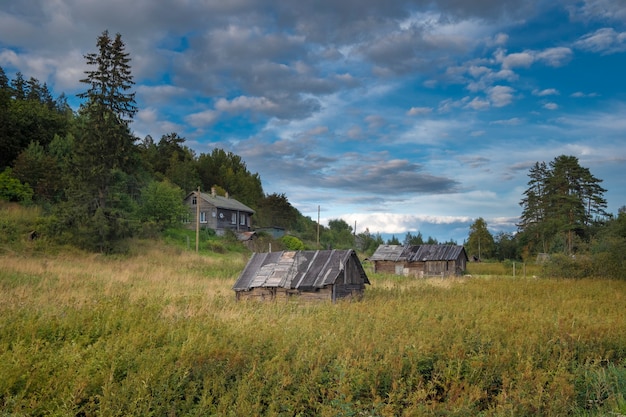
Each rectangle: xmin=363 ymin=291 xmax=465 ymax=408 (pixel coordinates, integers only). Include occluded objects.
xmin=0 ymin=31 xmax=320 ymax=252
xmin=1 ymin=31 xmax=624 ymax=273
xmin=464 ymin=156 xmax=625 ymax=278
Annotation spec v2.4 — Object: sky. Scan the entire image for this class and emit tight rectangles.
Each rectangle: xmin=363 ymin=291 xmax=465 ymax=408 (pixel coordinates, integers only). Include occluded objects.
xmin=1 ymin=0 xmax=626 ymax=243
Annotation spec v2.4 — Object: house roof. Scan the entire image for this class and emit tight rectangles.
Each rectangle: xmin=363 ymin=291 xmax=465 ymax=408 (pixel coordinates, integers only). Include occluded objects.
xmin=233 ymin=249 xmax=369 ymax=291
xmin=185 ymin=191 xmax=255 ymax=214
xmin=369 ymin=244 xmax=468 ymax=262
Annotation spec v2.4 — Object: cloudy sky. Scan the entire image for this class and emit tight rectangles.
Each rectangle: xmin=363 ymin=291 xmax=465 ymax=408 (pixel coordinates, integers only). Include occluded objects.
xmin=2 ymin=0 xmax=625 ymax=243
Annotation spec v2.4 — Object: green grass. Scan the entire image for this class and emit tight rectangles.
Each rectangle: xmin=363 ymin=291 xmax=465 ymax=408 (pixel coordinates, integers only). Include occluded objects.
xmin=465 ymin=260 xmax=543 ymax=277
xmin=1 ymin=245 xmax=626 ymax=416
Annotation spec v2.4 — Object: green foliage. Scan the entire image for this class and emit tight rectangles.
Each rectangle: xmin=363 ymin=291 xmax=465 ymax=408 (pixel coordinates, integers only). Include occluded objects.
xmin=12 ymin=141 xmax=65 ymax=203
xmin=356 ymin=228 xmax=384 ymax=256
xmin=137 ymin=180 xmax=187 ymax=230
xmin=404 ymin=231 xmax=424 ymax=245
xmin=322 ymin=218 xmax=355 ymax=249
xmin=518 ymin=155 xmax=608 ymax=255
xmin=542 ymin=253 xmax=594 ymax=278
xmin=196 ymin=148 xmax=264 ymax=207
xmin=466 ymin=217 xmax=495 ymax=260
xmin=575 ymin=361 xmax=626 ymax=412
xmin=255 ymin=192 xmax=299 ymax=230
xmin=281 ymin=234 xmax=305 ymax=250
xmin=387 ymin=235 xmax=400 ymax=245
xmin=0 ymin=68 xmax=70 ymax=169
xmin=0 ymin=169 xmax=33 ymax=203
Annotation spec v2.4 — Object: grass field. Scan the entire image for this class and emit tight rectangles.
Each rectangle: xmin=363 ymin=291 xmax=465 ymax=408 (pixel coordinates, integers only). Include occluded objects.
xmin=1 ymin=241 xmax=626 ymax=416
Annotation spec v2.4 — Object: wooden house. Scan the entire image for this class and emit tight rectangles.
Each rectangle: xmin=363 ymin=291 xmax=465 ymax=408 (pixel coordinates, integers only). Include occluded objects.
xmin=183 ymin=188 xmax=255 ymax=236
xmin=369 ymin=244 xmax=468 ymax=277
xmin=233 ymin=249 xmax=370 ymax=302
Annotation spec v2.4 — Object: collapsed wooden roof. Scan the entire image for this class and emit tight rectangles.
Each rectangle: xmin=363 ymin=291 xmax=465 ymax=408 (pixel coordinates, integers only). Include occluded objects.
xmin=233 ymin=249 xmax=369 ymax=292
xmin=369 ymin=244 xmax=468 ymax=262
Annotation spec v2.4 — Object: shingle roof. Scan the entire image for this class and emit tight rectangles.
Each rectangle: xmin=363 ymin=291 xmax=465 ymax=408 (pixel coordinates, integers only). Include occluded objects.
xmin=369 ymin=244 xmax=467 ymax=262
xmin=367 ymin=245 xmax=407 ymax=261
xmin=233 ymin=249 xmax=369 ymax=291
xmin=186 ymin=192 xmax=255 ymax=213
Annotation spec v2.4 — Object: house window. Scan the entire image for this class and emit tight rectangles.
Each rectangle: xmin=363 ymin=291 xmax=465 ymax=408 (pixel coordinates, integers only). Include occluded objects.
xmin=192 ymin=196 xmax=197 ymax=205
xmin=212 ymin=208 xmax=216 ymax=217
xmin=240 ymin=213 xmax=246 ymax=225
xmin=231 ymin=213 xmax=236 ymax=224
xmin=200 ymin=212 xmax=207 ymax=223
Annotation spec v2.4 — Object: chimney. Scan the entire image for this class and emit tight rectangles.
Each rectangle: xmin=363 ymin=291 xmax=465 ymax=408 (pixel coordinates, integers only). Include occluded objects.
xmin=211 ymin=187 xmax=216 ymax=197
xmin=225 ymin=191 xmax=229 ymax=199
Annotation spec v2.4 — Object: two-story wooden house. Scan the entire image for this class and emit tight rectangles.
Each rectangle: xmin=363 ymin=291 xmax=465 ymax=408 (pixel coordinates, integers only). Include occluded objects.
xmin=183 ymin=188 xmax=255 ymax=235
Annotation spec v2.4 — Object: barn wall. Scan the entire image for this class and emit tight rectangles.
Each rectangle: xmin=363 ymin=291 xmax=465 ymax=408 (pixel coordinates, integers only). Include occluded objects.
xmin=405 ymin=263 xmax=425 ymax=277
xmin=334 ymin=283 xmax=365 ymax=300
xmin=235 ymin=287 xmax=275 ymax=301
xmin=405 ymin=260 xmax=464 ymax=277
xmin=373 ymin=260 xmax=400 ymax=274
xmin=235 ymin=287 xmax=334 ymax=302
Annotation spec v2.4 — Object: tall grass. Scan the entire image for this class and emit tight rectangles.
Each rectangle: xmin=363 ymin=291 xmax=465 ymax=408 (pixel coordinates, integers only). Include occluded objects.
xmin=1 ymin=246 xmax=626 ymax=416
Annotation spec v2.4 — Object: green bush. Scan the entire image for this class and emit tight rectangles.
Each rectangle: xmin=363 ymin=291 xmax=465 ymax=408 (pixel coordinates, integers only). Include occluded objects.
xmin=281 ymin=235 xmax=305 ymax=250
xmin=0 ymin=169 xmax=33 ymax=203
xmin=542 ymin=253 xmax=593 ymax=278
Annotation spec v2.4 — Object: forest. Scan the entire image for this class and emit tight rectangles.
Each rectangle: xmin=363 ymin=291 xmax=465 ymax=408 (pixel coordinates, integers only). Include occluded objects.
xmin=1 ymin=31 xmax=625 ymax=279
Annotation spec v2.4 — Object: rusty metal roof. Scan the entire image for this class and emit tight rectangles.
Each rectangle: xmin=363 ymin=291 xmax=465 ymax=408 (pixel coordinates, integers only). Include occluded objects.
xmin=369 ymin=244 xmax=467 ymax=262
xmin=233 ymin=249 xmax=369 ymax=291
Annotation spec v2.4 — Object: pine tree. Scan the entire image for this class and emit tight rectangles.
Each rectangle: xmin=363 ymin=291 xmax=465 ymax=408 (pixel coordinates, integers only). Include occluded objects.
xmin=518 ymin=161 xmax=550 ymax=253
xmin=518 ymin=155 xmax=607 ymax=255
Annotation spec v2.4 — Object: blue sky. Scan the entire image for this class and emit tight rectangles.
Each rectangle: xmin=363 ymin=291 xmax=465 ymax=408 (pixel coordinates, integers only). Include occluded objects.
xmin=1 ymin=0 xmax=625 ymax=243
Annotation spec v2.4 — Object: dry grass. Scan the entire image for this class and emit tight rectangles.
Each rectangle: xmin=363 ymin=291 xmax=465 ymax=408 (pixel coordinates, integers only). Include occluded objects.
xmin=1 ymin=244 xmax=626 ymax=416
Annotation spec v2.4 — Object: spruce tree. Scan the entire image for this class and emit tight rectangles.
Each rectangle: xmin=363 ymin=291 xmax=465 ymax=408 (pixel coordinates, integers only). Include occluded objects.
xmin=66 ymin=30 xmax=139 ymax=252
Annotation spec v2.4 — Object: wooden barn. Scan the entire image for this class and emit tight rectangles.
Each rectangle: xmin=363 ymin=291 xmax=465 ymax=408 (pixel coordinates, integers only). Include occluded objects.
xmin=369 ymin=244 xmax=468 ymax=277
xmin=233 ymin=249 xmax=370 ymax=302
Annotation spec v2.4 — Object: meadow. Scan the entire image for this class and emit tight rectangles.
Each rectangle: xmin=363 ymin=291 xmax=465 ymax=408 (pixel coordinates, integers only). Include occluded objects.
xmin=1 ymin=240 xmax=626 ymax=416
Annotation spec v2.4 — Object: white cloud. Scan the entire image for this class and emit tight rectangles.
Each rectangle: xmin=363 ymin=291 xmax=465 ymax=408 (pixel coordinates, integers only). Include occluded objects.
xmin=407 ymin=106 xmax=433 ymax=116
xmin=488 ymin=85 xmax=515 ymax=107
xmin=495 ymin=46 xmax=571 ymax=70
xmin=543 ymin=102 xmax=559 ymax=110
xmin=365 ymin=114 xmax=386 ymax=129
xmin=491 ymin=117 xmax=523 ymax=126
xmin=533 ymin=88 xmax=559 ymax=96
xmin=215 ymin=96 xmax=279 ymax=113
xmin=337 ymin=212 xmax=473 ymax=235
xmin=575 ymin=27 xmax=626 ymax=54
xmin=466 ymin=97 xmax=490 ymax=110
xmin=497 ymin=49 xmax=534 ymax=68
xmin=536 ymin=47 xmax=572 ymax=67
xmin=571 ymin=91 xmax=599 ymax=98
xmin=185 ymin=109 xmax=219 ymax=127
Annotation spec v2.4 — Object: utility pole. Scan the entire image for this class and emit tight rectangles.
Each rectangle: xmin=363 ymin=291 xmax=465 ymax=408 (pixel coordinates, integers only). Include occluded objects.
xmin=195 ymin=186 xmax=200 ymax=253
xmin=317 ymin=205 xmax=320 ymax=249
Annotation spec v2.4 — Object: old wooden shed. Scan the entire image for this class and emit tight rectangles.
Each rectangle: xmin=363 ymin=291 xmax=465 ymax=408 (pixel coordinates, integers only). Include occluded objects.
xmin=369 ymin=244 xmax=468 ymax=277
xmin=233 ymin=249 xmax=370 ymax=302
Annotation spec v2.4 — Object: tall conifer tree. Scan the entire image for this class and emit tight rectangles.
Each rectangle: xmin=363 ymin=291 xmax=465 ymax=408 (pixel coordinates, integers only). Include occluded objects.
xmin=518 ymin=155 xmax=607 ymax=254
xmin=66 ymin=31 xmax=138 ymax=251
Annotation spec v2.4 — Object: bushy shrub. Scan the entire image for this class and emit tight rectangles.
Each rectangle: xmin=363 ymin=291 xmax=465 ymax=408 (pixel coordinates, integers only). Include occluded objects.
xmin=0 ymin=169 xmax=33 ymax=203
xmin=281 ymin=235 xmax=305 ymax=250
xmin=542 ymin=253 xmax=593 ymax=278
